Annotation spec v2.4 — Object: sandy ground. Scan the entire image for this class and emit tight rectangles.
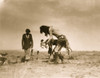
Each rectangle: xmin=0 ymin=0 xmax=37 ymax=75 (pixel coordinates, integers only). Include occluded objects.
xmin=0 ymin=51 xmax=100 ymax=78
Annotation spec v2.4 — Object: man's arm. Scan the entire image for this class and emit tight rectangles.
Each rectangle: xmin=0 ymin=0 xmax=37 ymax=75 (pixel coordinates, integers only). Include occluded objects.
xmin=22 ymin=34 xmax=24 ymax=49
xmin=30 ymin=34 xmax=33 ymax=48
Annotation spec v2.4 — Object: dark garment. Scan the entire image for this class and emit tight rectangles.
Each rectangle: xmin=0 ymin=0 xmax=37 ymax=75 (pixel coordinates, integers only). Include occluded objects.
xmin=57 ymin=35 xmax=69 ymax=47
xmin=48 ymin=47 xmax=52 ymax=55
xmin=45 ymin=39 xmax=57 ymax=46
xmin=45 ymin=39 xmax=57 ymax=55
xmin=22 ymin=34 xmax=33 ymax=50
xmin=45 ymin=35 xmax=69 ymax=55
xmin=48 ymin=35 xmax=69 ymax=47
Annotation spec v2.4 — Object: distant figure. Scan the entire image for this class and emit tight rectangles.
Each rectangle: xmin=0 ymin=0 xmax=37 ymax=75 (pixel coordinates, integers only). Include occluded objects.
xmin=36 ymin=51 xmax=39 ymax=60
xmin=22 ymin=29 xmax=33 ymax=61
xmin=40 ymin=25 xmax=72 ymax=63
xmin=0 ymin=53 xmax=7 ymax=65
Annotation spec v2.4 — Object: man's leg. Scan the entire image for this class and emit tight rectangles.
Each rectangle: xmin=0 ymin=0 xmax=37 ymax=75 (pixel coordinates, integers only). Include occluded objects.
xmin=65 ymin=43 xmax=73 ymax=59
xmin=53 ymin=45 xmax=63 ymax=63
xmin=48 ymin=46 xmax=52 ymax=56
xmin=66 ymin=46 xmax=70 ymax=55
xmin=24 ymin=48 xmax=31 ymax=61
xmin=65 ymin=40 xmax=72 ymax=55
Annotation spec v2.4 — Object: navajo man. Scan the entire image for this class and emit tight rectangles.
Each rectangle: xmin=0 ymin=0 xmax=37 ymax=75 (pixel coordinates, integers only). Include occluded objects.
xmin=22 ymin=29 xmax=33 ymax=61
xmin=40 ymin=25 xmax=72 ymax=63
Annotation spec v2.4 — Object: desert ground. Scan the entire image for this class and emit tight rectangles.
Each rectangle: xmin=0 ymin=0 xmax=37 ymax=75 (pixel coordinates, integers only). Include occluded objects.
xmin=0 ymin=50 xmax=100 ymax=78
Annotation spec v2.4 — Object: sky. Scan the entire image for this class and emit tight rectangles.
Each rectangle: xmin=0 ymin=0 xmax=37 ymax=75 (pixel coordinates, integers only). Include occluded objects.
xmin=0 ymin=0 xmax=100 ymax=51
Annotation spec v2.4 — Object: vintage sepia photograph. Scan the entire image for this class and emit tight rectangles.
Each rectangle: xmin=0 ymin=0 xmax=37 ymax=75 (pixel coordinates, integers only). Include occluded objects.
xmin=0 ymin=0 xmax=100 ymax=78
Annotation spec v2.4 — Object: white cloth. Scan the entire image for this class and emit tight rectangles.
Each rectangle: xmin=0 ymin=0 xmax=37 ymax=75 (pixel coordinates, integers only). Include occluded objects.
xmin=24 ymin=48 xmax=31 ymax=60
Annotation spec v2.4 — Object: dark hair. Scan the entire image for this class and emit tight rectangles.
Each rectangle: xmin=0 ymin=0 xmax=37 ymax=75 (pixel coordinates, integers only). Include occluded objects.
xmin=40 ymin=25 xmax=50 ymax=36
xmin=25 ymin=29 xmax=30 ymax=33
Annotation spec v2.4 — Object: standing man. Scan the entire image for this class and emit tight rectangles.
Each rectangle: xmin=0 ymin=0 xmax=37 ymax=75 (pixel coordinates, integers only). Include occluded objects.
xmin=22 ymin=29 xmax=33 ymax=61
